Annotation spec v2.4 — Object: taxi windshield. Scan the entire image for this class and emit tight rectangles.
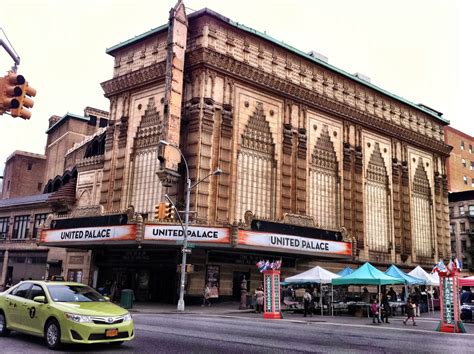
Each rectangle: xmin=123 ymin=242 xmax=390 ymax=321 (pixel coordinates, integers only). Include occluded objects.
xmin=47 ymin=284 xmax=106 ymax=302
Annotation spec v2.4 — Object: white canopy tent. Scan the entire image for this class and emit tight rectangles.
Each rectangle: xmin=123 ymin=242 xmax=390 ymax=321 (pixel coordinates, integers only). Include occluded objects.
xmin=408 ymin=266 xmax=439 ymax=313
xmin=284 ymin=266 xmax=340 ymax=315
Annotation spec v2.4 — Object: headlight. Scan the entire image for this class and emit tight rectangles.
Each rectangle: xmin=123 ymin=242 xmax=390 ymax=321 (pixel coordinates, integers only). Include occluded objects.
xmin=65 ymin=313 xmax=93 ymax=323
xmin=123 ymin=313 xmax=132 ymax=321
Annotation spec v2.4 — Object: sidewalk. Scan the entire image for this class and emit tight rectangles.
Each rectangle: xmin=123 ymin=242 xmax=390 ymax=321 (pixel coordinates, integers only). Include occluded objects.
xmin=128 ymin=302 xmax=473 ymax=333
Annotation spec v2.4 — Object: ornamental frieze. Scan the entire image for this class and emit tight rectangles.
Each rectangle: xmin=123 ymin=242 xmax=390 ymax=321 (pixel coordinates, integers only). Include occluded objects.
xmin=101 ymin=61 xmax=167 ymax=98
xmin=186 ymin=47 xmax=451 ymax=156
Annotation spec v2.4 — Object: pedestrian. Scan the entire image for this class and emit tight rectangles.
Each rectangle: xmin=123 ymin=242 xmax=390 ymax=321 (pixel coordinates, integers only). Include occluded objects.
xmin=371 ymin=298 xmax=381 ymax=324
xmin=403 ymin=297 xmax=417 ymax=326
xmin=361 ymin=287 xmax=370 ymax=303
xmin=412 ymin=287 xmax=421 ymax=317
xmin=110 ymin=280 xmax=118 ymax=301
xmin=202 ymin=282 xmax=211 ymax=307
xmin=381 ymin=290 xmax=391 ymax=323
xmin=4 ymin=278 xmax=12 ymax=290
xmin=255 ymin=287 xmax=264 ymax=313
xmin=388 ymin=287 xmax=397 ymax=301
xmin=303 ymin=288 xmax=312 ymax=317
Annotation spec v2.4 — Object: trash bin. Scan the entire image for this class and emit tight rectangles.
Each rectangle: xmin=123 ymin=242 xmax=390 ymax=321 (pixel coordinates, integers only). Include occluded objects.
xmin=120 ymin=289 xmax=134 ymax=309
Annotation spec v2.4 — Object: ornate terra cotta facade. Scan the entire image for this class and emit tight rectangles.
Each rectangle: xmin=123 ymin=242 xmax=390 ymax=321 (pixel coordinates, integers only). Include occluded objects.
xmin=40 ymin=2 xmax=453 ymax=301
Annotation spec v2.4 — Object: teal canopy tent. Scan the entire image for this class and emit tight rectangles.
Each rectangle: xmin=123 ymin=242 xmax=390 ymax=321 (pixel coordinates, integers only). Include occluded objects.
xmin=331 ymin=262 xmax=404 ymax=318
xmin=337 ymin=266 xmax=354 ymax=277
xmin=332 ymin=262 xmax=405 ymax=286
xmin=384 ymin=265 xmax=426 ymax=285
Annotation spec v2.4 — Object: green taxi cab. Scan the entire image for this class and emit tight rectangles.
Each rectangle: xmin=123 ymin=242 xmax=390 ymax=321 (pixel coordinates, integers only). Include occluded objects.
xmin=0 ymin=280 xmax=134 ymax=349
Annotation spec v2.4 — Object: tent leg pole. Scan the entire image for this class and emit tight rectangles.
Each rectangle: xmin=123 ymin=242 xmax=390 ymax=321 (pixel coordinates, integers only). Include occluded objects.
xmin=331 ymin=284 xmax=334 ymax=317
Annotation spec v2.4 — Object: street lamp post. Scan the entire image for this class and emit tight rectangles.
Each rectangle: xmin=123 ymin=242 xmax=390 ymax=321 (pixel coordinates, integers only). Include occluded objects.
xmin=159 ymin=139 xmax=221 ymax=312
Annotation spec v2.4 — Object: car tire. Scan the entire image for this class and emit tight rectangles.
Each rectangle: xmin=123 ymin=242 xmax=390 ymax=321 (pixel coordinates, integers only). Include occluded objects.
xmin=45 ymin=319 xmax=62 ymax=350
xmin=0 ymin=311 xmax=10 ymax=337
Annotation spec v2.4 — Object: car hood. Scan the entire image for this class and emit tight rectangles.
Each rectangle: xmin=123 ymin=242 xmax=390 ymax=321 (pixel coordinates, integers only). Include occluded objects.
xmin=53 ymin=301 xmax=128 ymax=316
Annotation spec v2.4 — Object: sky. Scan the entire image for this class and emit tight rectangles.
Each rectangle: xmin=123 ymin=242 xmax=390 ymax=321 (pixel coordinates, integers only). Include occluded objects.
xmin=0 ymin=0 xmax=473 ymax=176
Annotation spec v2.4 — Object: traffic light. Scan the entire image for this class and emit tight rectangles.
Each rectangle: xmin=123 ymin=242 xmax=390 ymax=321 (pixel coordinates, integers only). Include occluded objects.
xmin=0 ymin=72 xmax=24 ymax=114
xmin=10 ymin=73 xmax=36 ymax=119
xmin=164 ymin=202 xmax=175 ymax=220
xmin=154 ymin=203 xmax=161 ymax=220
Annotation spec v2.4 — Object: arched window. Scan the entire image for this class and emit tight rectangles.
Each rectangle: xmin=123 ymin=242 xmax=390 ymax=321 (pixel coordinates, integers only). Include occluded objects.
xmin=308 ymin=125 xmax=340 ymax=229
xmin=130 ymin=98 xmax=164 ymax=214
xmin=235 ymin=102 xmax=275 ymax=221
xmin=365 ymin=143 xmax=390 ymax=253
xmin=412 ymin=158 xmax=433 ymax=261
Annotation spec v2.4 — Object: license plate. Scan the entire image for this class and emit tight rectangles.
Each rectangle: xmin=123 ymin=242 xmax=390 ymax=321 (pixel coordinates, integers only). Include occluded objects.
xmin=105 ymin=328 xmax=118 ymax=337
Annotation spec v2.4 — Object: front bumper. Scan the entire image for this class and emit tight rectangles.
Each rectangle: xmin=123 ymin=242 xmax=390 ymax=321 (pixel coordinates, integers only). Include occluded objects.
xmin=61 ymin=319 xmax=134 ymax=344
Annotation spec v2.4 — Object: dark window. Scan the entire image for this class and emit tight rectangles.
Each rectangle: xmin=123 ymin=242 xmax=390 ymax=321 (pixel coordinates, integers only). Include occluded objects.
xmin=471 ymin=161 xmax=474 ymax=171
xmin=37 ymin=182 xmax=42 ymax=191
xmin=0 ymin=217 xmax=9 ymax=239
xmin=33 ymin=213 xmax=48 ymax=239
xmin=88 ymin=115 xmax=97 ymax=126
xmin=462 ymin=159 xmax=467 ymax=168
xmin=12 ymin=215 xmax=29 ymax=239
xmin=99 ymin=118 xmax=108 ymax=128
xmin=449 ymin=207 xmax=454 ymax=217
xmin=7 ymin=180 xmax=10 ymax=190
xmin=461 ymin=141 xmax=465 ymax=150
xmin=449 ymin=224 xmax=455 ymax=234
xmin=470 ymin=144 xmax=473 ymax=154
xmin=27 ymin=163 xmax=32 ymax=170
xmin=464 ymin=176 xmax=468 ymax=185
xmin=460 ymin=222 xmax=466 ymax=232
xmin=11 ymin=283 xmax=32 ymax=298
xmin=29 ymin=284 xmax=46 ymax=300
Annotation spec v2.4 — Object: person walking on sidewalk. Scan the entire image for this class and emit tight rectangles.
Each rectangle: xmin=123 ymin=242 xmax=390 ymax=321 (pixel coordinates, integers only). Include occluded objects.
xmin=303 ymin=288 xmax=312 ymax=317
xmin=202 ymin=283 xmax=211 ymax=307
xmin=254 ymin=287 xmax=264 ymax=313
xmin=371 ymin=299 xmax=381 ymax=324
xmin=403 ymin=297 xmax=417 ymax=326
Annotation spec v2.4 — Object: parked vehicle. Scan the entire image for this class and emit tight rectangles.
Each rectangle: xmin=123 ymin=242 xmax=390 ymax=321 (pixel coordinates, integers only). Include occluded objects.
xmin=0 ymin=280 xmax=134 ymax=349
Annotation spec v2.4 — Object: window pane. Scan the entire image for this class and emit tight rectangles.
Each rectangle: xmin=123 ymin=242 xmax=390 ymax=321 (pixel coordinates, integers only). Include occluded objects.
xmin=0 ymin=217 xmax=9 ymax=239
xmin=13 ymin=215 xmax=29 ymax=239
xmin=33 ymin=213 xmax=48 ymax=239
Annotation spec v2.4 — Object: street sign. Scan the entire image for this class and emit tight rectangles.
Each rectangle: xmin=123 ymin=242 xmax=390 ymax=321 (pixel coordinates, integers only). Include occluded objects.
xmin=181 ymin=248 xmax=192 ymax=254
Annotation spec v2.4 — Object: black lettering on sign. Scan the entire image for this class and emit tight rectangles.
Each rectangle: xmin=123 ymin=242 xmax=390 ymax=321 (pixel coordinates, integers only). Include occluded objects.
xmin=29 ymin=306 xmax=36 ymax=319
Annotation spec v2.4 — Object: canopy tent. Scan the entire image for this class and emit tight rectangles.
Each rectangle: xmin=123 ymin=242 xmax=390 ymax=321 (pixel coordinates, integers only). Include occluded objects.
xmin=332 ymin=262 xmax=405 ymax=286
xmin=284 ymin=266 xmax=340 ymax=316
xmin=459 ymin=276 xmax=474 ymax=287
xmin=285 ymin=266 xmax=341 ymax=285
xmin=337 ymin=266 xmax=354 ymax=277
xmin=408 ymin=266 xmax=439 ymax=286
xmin=384 ymin=265 xmax=426 ymax=285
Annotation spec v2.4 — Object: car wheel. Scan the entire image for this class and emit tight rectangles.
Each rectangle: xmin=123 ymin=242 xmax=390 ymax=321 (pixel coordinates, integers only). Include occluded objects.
xmin=45 ymin=319 xmax=62 ymax=350
xmin=0 ymin=312 xmax=10 ymax=336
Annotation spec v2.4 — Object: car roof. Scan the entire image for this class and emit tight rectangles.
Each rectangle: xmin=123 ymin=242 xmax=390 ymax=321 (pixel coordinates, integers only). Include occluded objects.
xmin=18 ymin=281 xmax=87 ymax=286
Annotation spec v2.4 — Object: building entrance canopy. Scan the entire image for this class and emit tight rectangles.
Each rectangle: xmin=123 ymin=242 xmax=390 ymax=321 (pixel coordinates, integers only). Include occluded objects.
xmin=40 ymin=219 xmax=352 ymax=258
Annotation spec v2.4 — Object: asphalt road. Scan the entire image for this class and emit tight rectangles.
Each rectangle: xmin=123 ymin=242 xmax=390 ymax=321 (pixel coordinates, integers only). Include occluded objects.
xmin=1 ymin=313 xmax=473 ymax=353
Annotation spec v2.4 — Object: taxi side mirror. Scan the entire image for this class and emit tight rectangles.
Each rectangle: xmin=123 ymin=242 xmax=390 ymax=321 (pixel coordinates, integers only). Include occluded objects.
xmin=33 ymin=295 xmax=47 ymax=303
xmin=103 ymin=296 xmax=111 ymax=302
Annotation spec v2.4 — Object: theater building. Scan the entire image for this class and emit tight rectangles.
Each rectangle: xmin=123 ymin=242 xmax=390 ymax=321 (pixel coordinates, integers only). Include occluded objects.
xmin=40 ymin=1 xmax=452 ymax=303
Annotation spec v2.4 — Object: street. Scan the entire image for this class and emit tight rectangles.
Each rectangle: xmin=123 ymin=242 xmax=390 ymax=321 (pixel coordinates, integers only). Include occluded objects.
xmin=1 ymin=312 xmax=472 ymax=353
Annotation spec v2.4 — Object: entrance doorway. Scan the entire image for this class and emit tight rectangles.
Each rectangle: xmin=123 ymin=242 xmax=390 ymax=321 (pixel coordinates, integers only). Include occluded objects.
xmin=232 ymin=271 xmax=250 ymax=300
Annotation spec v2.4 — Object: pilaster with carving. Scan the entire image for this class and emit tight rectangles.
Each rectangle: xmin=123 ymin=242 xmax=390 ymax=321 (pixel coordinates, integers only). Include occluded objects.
xmin=401 ymin=154 xmax=412 ymax=261
xmin=342 ymin=122 xmax=353 ymax=242
xmin=296 ymin=105 xmax=307 ymax=215
xmin=281 ymin=100 xmax=293 ymax=215
xmin=391 ymin=143 xmax=402 ymax=256
xmin=354 ymin=127 xmax=364 ymax=255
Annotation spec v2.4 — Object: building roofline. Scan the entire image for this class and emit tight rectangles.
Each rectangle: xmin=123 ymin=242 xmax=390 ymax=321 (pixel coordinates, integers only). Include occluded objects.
xmin=105 ymin=7 xmax=448 ymax=124
xmin=45 ymin=112 xmax=90 ymax=134
xmin=0 ymin=193 xmax=53 ymax=208
xmin=444 ymin=125 xmax=474 ymax=142
xmin=5 ymin=150 xmax=46 ymax=164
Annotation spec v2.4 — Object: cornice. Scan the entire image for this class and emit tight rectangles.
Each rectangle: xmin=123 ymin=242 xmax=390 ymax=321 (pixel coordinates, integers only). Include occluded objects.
xmin=101 ymin=61 xmax=167 ymax=98
xmin=186 ymin=48 xmax=452 ymax=157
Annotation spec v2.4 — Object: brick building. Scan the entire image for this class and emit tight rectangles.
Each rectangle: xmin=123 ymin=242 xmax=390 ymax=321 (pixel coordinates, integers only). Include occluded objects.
xmin=1 ymin=151 xmax=46 ymax=200
xmin=38 ymin=2 xmax=453 ymax=303
xmin=444 ymin=126 xmax=474 ymax=192
xmin=0 ymin=107 xmax=108 ymax=288
xmin=448 ymin=190 xmax=474 ymax=272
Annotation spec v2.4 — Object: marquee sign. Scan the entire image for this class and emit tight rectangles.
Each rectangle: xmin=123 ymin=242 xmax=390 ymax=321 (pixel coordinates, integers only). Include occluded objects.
xmin=144 ymin=225 xmax=230 ymax=244
xmin=238 ymin=230 xmax=352 ymax=256
xmin=40 ymin=225 xmax=136 ymax=244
